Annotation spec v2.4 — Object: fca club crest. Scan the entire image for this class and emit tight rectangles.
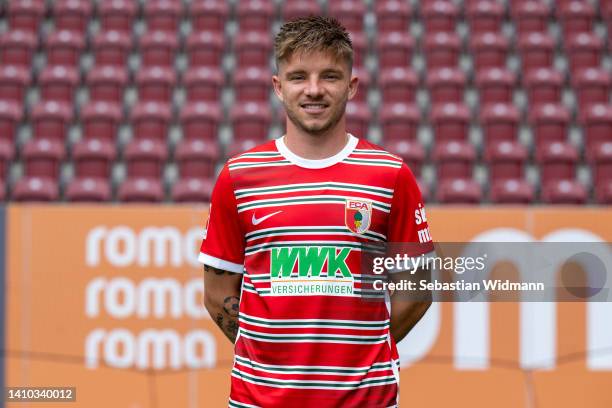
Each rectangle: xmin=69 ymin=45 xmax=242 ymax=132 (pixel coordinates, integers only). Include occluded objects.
xmin=345 ymin=199 xmax=372 ymax=234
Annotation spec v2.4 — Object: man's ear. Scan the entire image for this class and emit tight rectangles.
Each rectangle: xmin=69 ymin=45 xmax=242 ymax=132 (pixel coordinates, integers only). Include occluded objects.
xmin=347 ymin=74 xmax=359 ymax=100
xmin=272 ymin=75 xmax=284 ymax=102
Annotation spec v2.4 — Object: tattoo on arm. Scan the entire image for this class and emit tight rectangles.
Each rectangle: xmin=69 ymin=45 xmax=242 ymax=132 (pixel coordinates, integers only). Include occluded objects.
xmin=204 ymin=264 xmax=227 ymax=275
xmin=210 ymin=297 xmax=240 ymax=342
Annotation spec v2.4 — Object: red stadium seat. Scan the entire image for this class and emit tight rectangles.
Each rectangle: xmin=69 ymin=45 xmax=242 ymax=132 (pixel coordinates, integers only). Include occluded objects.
xmin=31 ymin=101 xmax=73 ymax=142
xmin=136 ymin=66 xmax=176 ymax=102
xmin=230 ymin=102 xmax=272 ymax=143
xmin=234 ymin=67 xmax=271 ymax=102
xmin=130 ymin=102 xmax=172 ymax=141
xmin=235 ymin=31 xmax=273 ymax=68
xmin=565 ymin=33 xmax=604 ymax=75
xmin=172 ymin=178 xmax=214 ymax=203
xmin=39 ymin=65 xmax=79 ymax=103
xmin=180 ymin=101 xmax=222 ymax=142
xmin=0 ymin=30 xmax=37 ymax=67
xmin=46 ymin=30 xmax=85 ymax=66
xmin=518 ymin=32 xmax=555 ymax=73
xmin=183 ymin=67 xmax=224 ymax=102
xmin=536 ymin=141 xmax=578 ymax=185
xmin=12 ymin=177 xmax=59 ymax=202
xmin=470 ymin=32 xmax=509 ymax=70
xmin=72 ymin=138 xmax=116 ymax=178
xmin=379 ymin=67 xmax=418 ymax=104
xmin=524 ymin=68 xmax=564 ymax=106
xmin=86 ymin=66 xmax=128 ymax=103
xmin=0 ymin=65 xmax=30 ymax=103
xmin=591 ymin=141 xmax=612 ymax=186
xmin=377 ymin=32 xmax=415 ymax=69
xmin=581 ymin=104 xmax=612 ymax=154
xmin=485 ymin=140 xmax=528 ymax=181
xmin=380 ymin=103 xmax=420 ymax=142
xmin=7 ymin=0 xmax=45 ymax=32
xmin=475 ymin=67 xmax=516 ymax=104
xmin=559 ymin=1 xmax=595 ymax=38
xmin=437 ymin=178 xmax=482 ymax=204
xmin=383 ymin=139 xmax=425 ymax=177
xmin=124 ymin=138 xmax=168 ymax=179
xmin=514 ymin=1 xmax=549 ymax=34
xmin=346 ymin=102 xmax=371 ymax=138
xmin=139 ymin=31 xmax=179 ymax=68
xmin=351 ymin=67 xmax=370 ymax=103
xmin=175 ymin=139 xmax=219 ymax=179
xmin=0 ymin=100 xmax=23 ymax=143
xmin=191 ymin=0 xmax=229 ymax=33
xmin=53 ymin=0 xmax=93 ymax=33
xmin=426 ymin=67 xmax=466 ymax=105
xmin=480 ymin=103 xmax=520 ymax=146
xmin=119 ymin=178 xmax=164 ymax=203
xmin=80 ymin=101 xmax=122 ymax=142
xmin=424 ymin=32 xmax=461 ymax=69
xmin=93 ymin=31 xmax=132 ymax=67
xmin=529 ymin=103 xmax=571 ymax=154
xmin=186 ymin=31 xmax=225 ymax=68
xmin=422 ymin=1 xmax=459 ymax=33
xmin=433 ymin=140 xmax=476 ymax=181
xmin=605 ymin=3 xmax=612 ymax=42
xmin=541 ymin=179 xmax=587 ymax=204
xmin=99 ymin=0 xmax=138 ymax=33
xmin=22 ymin=137 xmax=65 ymax=179
xmin=349 ymin=32 xmax=367 ymax=69
xmin=329 ymin=0 xmax=366 ymax=33
xmin=282 ymin=0 xmax=323 ymax=21
xmin=490 ymin=179 xmax=534 ymax=204
xmin=595 ymin=180 xmax=612 ymax=204
xmin=375 ymin=0 xmax=413 ymax=33
xmin=144 ymin=0 xmax=183 ymax=33
xmin=573 ymin=68 xmax=611 ymax=113
xmin=0 ymin=140 xmax=14 ymax=187
xmin=466 ymin=1 xmax=505 ymax=35
xmin=66 ymin=178 xmax=112 ymax=202
xmin=237 ymin=0 xmax=275 ymax=32
xmin=430 ymin=102 xmax=471 ymax=143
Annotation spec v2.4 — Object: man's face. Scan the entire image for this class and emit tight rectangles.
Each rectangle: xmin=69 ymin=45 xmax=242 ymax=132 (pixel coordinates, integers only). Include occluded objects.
xmin=272 ymin=50 xmax=358 ymax=136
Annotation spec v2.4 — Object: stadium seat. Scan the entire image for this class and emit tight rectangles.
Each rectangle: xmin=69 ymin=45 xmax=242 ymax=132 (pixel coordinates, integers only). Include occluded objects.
xmin=234 ymin=67 xmax=271 ymax=102
xmin=605 ymin=3 xmax=612 ymax=41
xmin=172 ymin=177 xmax=214 ymax=203
xmin=422 ymin=1 xmax=459 ymax=33
xmin=536 ymin=141 xmax=578 ymax=185
xmin=39 ymin=65 xmax=79 ymax=103
xmin=230 ymin=102 xmax=272 ymax=143
xmin=375 ymin=0 xmax=412 ymax=33
xmin=379 ymin=67 xmax=418 ymax=104
xmin=475 ymin=67 xmax=516 ymax=104
xmin=529 ymin=103 xmax=570 ymax=154
xmin=12 ymin=177 xmax=59 ymax=202
xmin=191 ymin=0 xmax=229 ymax=33
xmin=86 ymin=66 xmax=129 ymax=104
xmin=424 ymin=32 xmax=461 ymax=69
xmin=0 ymin=100 xmax=23 ymax=143
xmin=559 ymin=1 xmax=595 ymax=38
xmin=175 ymin=139 xmax=219 ymax=179
xmin=130 ymin=101 xmax=172 ymax=141
xmin=45 ymin=30 xmax=85 ymax=66
xmin=524 ymin=68 xmax=564 ymax=106
xmin=0 ymin=65 xmax=30 ymax=103
xmin=514 ymin=1 xmax=549 ymax=34
xmin=565 ymin=33 xmax=604 ymax=75
xmin=53 ymin=0 xmax=93 ymax=33
xmin=136 ymin=66 xmax=177 ymax=102
xmin=426 ymin=67 xmax=466 ymax=105
xmin=380 ymin=103 xmax=420 ymax=142
xmin=436 ymin=178 xmax=482 ymax=204
xmin=591 ymin=141 xmax=612 ymax=186
xmin=581 ymin=104 xmax=612 ymax=154
xmin=31 ymin=101 xmax=73 ymax=142
xmin=144 ymin=0 xmax=183 ymax=33
xmin=282 ymin=0 xmax=322 ymax=21
xmin=383 ymin=139 xmax=425 ymax=177
xmin=430 ymin=102 xmax=471 ymax=142
xmin=183 ymin=67 xmax=224 ymax=102
xmin=470 ymin=32 xmax=509 ymax=70
xmin=99 ymin=0 xmax=138 ymax=33
xmin=65 ymin=178 xmax=112 ymax=202
xmin=235 ymin=30 xmax=273 ymax=68
xmin=237 ymin=0 xmax=275 ymax=32
xmin=139 ymin=31 xmax=179 ymax=68
xmin=349 ymin=32 xmax=367 ymax=69
xmin=433 ymin=140 xmax=476 ymax=181
xmin=595 ymin=180 xmax=612 ymax=204
xmin=124 ymin=138 xmax=168 ymax=179
xmin=518 ymin=32 xmax=555 ymax=73
xmin=93 ymin=31 xmax=132 ymax=68
xmin=573 ymin=68 xmax=611 ymax=113
xmin=351 ymin=67 xmax=370 ymax=103
xmin=0 ymin=30 xmax=37 ymax=67
xmin=466 ymin=1 xmax=505 ymax=34
xmin=480 ymin=103 xmax=520 ymax=146
xmin=490 ymin=179 xmax=534 ymax=204
xmin=541 ymin=179 xmax=587 ymax=204
xmin=377 ymin=32 xmax=415 ymax=69
xmin=7 ymin=0 xmax=45 ymax=32
xmin=119 ymin=178 xmax=164 ymax=203
xmin=180 ymin=101 xmax=222 ymax=142
xmin=485 ymin=140 xmax=528 ymax=181
xmin=72 ymin=137 xmax=116 ymax=178
xmin=186 ymin=31 xmax=225 ymax=68
xmin=345 ymin=102 xmax=371 ymax=138
xmin=329 ymin=1 xmax=366 ymax=33
xmin=80 ymin=101 xmax=122 ymax=142
xmin=0 ymin=139 xmax=14 ymax=181
xmin=22 ymin=137 xmax=65 ymax=179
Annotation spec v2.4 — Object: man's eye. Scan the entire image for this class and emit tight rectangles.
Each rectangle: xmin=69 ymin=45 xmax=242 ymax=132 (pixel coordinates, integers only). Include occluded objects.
xmin=324 ymin=75 xmax=339 ymax=80
xmin=289 ymin=76 xmax=304 ymax=80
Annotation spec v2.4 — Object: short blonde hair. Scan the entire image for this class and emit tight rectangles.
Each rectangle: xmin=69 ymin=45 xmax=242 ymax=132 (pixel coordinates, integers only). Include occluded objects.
xmin=274 ymin=16 xmax=353 ymax=72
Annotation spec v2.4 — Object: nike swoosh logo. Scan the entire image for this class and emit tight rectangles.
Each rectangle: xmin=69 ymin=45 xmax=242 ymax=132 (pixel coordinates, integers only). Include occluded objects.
xmin=252 ymin=210 xmax=283 ymax=225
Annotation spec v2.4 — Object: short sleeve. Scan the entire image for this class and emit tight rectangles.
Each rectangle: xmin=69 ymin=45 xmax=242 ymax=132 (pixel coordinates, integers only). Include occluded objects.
xmin=198 ymin=165 xmax=245 ymax=273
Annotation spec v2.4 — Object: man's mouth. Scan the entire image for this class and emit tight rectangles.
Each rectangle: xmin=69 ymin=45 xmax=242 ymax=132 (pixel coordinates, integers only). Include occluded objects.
xmin=300 ymin=103 xmax=329 ymax=114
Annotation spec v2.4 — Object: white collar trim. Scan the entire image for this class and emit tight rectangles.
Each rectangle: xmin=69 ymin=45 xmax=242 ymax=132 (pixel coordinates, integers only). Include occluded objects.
xmin=275 ymin=134 xmax=358 ymax=169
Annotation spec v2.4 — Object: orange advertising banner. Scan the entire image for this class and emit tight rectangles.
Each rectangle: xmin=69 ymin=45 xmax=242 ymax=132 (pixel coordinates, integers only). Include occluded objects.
xmin=4 ymin=206 xmax=612 ymax=408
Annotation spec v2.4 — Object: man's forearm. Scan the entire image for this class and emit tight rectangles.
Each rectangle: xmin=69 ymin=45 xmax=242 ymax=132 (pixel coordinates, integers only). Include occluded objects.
xmin=204 ymin=265 xmax=242 ymax=343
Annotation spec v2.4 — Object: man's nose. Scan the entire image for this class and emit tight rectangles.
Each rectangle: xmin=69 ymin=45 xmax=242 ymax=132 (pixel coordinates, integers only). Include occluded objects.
xmin=304 ymin=77 xmax=323 ymax=97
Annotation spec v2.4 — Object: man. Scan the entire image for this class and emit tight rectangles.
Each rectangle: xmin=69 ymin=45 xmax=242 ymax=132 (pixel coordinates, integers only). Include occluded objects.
xmin=200 ymin=16 xmax=434 ymax=408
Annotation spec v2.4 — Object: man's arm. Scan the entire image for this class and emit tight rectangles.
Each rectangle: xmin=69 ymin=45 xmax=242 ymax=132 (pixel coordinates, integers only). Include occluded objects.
xmin=203 ymin=264 xmax=243 ymax=343
xmin=388 ymin=266 xmax=432 ymax=343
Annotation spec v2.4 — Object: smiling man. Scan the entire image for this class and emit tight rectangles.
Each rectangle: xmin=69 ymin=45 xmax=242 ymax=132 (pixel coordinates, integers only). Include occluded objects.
xmin=199 ymin=16 xmax=435 ymax=408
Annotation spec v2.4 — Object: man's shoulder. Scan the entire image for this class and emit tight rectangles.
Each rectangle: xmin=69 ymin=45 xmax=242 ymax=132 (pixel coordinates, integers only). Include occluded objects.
xmin=353 ymin=139 xmax=403 ymax=162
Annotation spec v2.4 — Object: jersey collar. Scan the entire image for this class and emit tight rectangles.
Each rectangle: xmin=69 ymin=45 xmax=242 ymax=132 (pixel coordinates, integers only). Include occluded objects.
xmin=275 ymin=133 xmax=358 ymax=169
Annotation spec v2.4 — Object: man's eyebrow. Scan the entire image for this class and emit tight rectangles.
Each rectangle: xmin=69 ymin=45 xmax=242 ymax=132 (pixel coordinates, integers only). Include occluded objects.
xmin=284 ymin=68 xmax=345 ymax=77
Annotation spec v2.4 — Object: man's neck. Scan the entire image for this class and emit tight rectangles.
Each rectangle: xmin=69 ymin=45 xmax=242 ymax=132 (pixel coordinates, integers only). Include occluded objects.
xmin=283 ymin=123 xmax=349 ymax=160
